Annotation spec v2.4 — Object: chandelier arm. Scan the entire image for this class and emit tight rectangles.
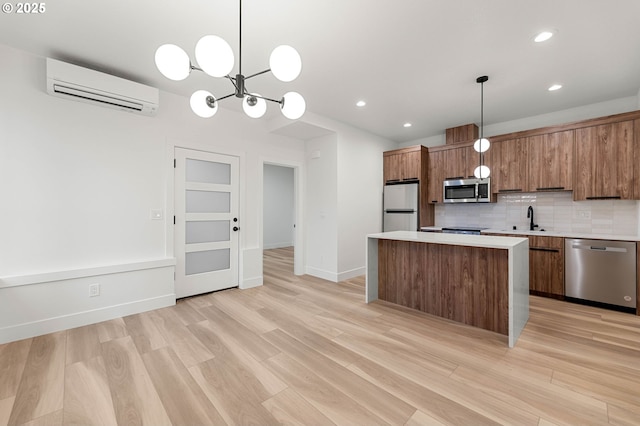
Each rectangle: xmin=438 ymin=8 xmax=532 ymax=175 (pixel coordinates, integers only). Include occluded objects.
xmin=217 ymin=93 xmax=236 ymax=102
xmin=250 ymin=94 xmax=283 ymax=104
xmin=244 ymin=69 xmax=272 ymax=80
xmin=191 ymin=64 xmax=204 ymax=72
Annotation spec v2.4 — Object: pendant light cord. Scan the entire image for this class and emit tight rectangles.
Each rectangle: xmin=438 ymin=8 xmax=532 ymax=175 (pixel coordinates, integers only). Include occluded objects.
xmin=239 ymin=0 xmax=242 ymax=76
xmin=479 ymin=80 xmax=483 ymax=175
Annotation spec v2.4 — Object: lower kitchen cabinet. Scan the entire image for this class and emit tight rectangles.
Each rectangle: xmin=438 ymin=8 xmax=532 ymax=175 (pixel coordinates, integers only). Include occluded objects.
xmin=529 ymin=236 xmax=564 ymax=297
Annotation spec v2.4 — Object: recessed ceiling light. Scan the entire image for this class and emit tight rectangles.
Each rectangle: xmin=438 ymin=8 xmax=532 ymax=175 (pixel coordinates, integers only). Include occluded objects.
xmin=534 ymin=31 xmax=554 ymax=43
xmin=403 ymin=122 xmax=412 ymax=128
xmin=548 ymin=84 xmax=562 ymax=91
xmin=356 ymin=100 xmax=366 ymax=107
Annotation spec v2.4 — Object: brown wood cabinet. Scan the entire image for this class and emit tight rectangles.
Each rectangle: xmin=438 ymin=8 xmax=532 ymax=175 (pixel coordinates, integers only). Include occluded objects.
xmin=491 ymin=138 xmax=528 ymax=193
xmin=383 ymin=145 xmax=434 ymax=227
xmin=427 ymin=149 xmax=446 ymax=203
xmin=383 ymin=147 xmax=422 ymax=184
xmin=378 ymin=238 xmax=509 ymax=335
xmin=574 ymin=120 xmax=635 ymax=200
xmin=527 ymin=130 xmax=574 ymax=192
xmin=428 ymin=145 xmax=489 ymax=203
xmin=486 ymin=233 xmax=565 ymax=298
xmin=528 ymin=235 xmax=564 ymax=296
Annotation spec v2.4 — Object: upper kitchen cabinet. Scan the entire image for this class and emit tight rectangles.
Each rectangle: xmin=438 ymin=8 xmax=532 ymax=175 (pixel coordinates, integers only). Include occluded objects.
xmin=427 ymin=146 xmax=467 ymax=203
xmin=490 ymin=138 xmax=528 ymax=193
xmin=574 ymin=120 xmax=634 ymax=200
xmin=527 ymin=130 xmax=574 ymax=192
xmin=383 ymin=146 xmax=426 ymax=184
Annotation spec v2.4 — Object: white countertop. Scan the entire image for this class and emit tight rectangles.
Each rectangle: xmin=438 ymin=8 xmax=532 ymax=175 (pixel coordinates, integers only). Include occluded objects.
xmin=420 ymin=227 xmax=640 ymax=242
xmin=368 ymin=231 xmax=527 ymax=249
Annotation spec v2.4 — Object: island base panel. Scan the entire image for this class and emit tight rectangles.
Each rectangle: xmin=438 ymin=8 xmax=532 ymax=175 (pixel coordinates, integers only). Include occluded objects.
xmin=378 ymin=239 xmax=509 ymax=335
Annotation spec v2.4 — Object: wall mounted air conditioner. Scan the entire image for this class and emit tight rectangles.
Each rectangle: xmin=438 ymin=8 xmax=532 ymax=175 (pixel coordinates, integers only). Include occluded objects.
xmin=46 ymin=58 xmax=159 ymax=116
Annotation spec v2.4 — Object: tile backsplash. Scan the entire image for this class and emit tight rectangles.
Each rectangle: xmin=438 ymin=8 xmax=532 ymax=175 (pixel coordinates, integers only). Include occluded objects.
xmin=435 ymin=191 xmax=639 ymax=236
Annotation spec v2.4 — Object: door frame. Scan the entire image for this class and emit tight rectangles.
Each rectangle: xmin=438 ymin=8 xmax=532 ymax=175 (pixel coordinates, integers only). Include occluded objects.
xmin=173 ymin=147 xmax=240 ymax=298
xmin=260 ymin=158 xmax=304 ymax=276
xmin=165 ymin=141 xmax=248 ymax=293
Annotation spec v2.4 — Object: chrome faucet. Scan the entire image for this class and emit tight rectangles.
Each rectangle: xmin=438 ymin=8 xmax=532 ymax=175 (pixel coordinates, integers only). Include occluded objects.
xmin=527 ymin=206 xmax=538 ymax=231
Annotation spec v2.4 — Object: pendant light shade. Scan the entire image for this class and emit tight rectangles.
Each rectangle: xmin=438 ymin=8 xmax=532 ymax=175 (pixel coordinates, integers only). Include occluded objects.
xmin=269 ymin=45 xmax=302 ymax=82
xmin=473 ymin=137 xmax=490 ymax=153
xmin=474 ymin=165 xmax=491 ymax=179
xmin=243 ymin=94 xmax=267 ymax=118
xmin=155 ymin=44 xmax=191 ymax=81
xmin=190 ymin=90 xmax=218 ymax=118
xmin=195 ymin=35 xmax=235 ymax=78
xmin=281 ymin=91 xmax=306 ymax=119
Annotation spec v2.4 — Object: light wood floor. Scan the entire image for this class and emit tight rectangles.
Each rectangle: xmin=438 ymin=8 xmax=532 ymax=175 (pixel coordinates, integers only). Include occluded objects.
xmin=1 ymin=247 xmax=640 ymax=425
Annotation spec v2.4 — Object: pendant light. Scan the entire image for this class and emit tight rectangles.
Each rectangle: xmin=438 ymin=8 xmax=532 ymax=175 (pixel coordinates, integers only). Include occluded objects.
xmin=154 ymin=0 xmax=305 ymax=120
xmin=473 ymin=75 xmax=491 ymax=179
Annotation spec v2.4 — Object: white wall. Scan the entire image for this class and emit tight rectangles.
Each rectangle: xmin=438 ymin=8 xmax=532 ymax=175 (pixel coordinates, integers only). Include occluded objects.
xmin=0 ymin=44 xmax=307 ymax=342
xmin=336 ymin=126 xmax=396 ymax=280
xmin=304 ymin=134 xmax=338 ymax=281
xmin=300 ymin=113 xmax=397 ymax=282
xmin=263 ymin=164 xmax=295 ymax=249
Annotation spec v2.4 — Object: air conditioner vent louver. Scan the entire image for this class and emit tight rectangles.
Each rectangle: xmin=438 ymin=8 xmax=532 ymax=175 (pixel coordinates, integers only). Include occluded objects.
xmin=46 ymin=58 xmax=159 ymax=116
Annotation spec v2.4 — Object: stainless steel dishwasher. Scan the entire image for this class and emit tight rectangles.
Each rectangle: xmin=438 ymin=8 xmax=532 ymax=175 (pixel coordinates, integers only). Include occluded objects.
xmin=565 ymin=239 xmax=636 ymax=309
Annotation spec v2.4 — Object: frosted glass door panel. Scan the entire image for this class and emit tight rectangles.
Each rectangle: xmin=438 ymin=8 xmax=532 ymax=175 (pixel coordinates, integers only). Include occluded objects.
xmin=186 ymin=159 xmax=231 ymax=184
xmin=186 ymin=190 xmax=230 ymax=213
xmin=186 ymin=220 xmax=230 ymax=244
xmin=185 ymin=249 xmax=230 ymax=275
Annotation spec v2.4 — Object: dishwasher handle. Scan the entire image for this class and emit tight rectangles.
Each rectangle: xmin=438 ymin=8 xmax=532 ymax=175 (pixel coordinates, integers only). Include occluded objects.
xmin=571 ymin=244 xmax=628 ymax=253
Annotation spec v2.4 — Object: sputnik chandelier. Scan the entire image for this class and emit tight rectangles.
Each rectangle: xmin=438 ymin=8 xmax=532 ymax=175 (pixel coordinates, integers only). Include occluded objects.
xmin=473 ymin=75 xmax=491 ymax=179
xmin=154 ymin=0 xmax=305 ymax=120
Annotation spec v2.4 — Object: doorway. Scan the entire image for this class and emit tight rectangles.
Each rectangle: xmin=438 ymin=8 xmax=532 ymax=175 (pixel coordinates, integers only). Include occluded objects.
xmin=262 ymin=163 xmax=301 ymax=276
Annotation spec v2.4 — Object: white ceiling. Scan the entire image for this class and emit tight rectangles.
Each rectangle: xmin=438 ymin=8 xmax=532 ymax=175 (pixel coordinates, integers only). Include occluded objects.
xmin=1 ymin=0 xmax=640 ymax=143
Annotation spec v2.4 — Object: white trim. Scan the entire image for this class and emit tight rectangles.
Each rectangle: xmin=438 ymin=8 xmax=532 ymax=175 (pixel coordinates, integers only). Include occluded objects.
xmin=242 ymin=276 xmax=263 ymax=289
xmin=337 ymin=267 xmax=365 ymax=282
xmin=305 ymin=266 xmax=338 ymax=283
xmin=0 ymin=258 xmax=176 ymax=288
xmin=0 ymin=294 xmax=175 ymax=344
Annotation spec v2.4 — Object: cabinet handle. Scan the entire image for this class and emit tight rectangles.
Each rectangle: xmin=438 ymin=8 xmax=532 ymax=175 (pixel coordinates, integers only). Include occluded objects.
xmin=498 ymin=189 xmax=523 ymax=193
xmin=431 ymin=200 xmax=438 ymax=203
xmin=386 ymin=179 xmax=401 ymax=184
xmin=529 ymin=247 xmax=560 ymax=253
xmin=586 ymin=196 xmax=621 ymax=200
xmin=445 ymin=176 xmax=464 ymax=180
xmin=402 ymin=177 xmax=419 ymax=182
xmin=536 ymin=186 xmax=565 ymax=191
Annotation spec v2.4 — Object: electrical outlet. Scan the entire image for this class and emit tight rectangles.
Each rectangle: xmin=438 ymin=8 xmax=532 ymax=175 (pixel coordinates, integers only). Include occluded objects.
xmin=578 ymin=210 xmax=591 ymax=219
xmin=89 ymin=283 xmax=100 ymax=297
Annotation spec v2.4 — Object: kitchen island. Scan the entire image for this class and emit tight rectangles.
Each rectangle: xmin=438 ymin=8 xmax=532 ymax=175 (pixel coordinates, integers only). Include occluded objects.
xmin=366 ymin=231 xmax=529 ymax=347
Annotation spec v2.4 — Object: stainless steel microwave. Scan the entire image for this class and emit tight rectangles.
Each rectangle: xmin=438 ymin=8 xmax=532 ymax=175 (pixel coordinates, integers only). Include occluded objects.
xmin=443 ymin=178 xmax=491 ymax=203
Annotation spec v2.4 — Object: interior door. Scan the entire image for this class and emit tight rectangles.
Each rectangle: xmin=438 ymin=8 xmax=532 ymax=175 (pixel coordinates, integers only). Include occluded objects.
xmin=174 ymin=148 xmax=240 ymax=298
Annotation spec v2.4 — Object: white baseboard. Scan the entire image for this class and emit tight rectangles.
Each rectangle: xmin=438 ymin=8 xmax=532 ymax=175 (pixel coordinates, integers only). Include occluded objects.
xmin=337 ymin=267 xmax=365 ymax=282
xmin=305 ymin=266 xmax=338 ymax=283
xmin=305 ymin=266 xmax=365 ymax=283
xmin=241 ymin=276 xmax=263 ymax=289
xmin=0 ymin=294 xmax=175 ymax=344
